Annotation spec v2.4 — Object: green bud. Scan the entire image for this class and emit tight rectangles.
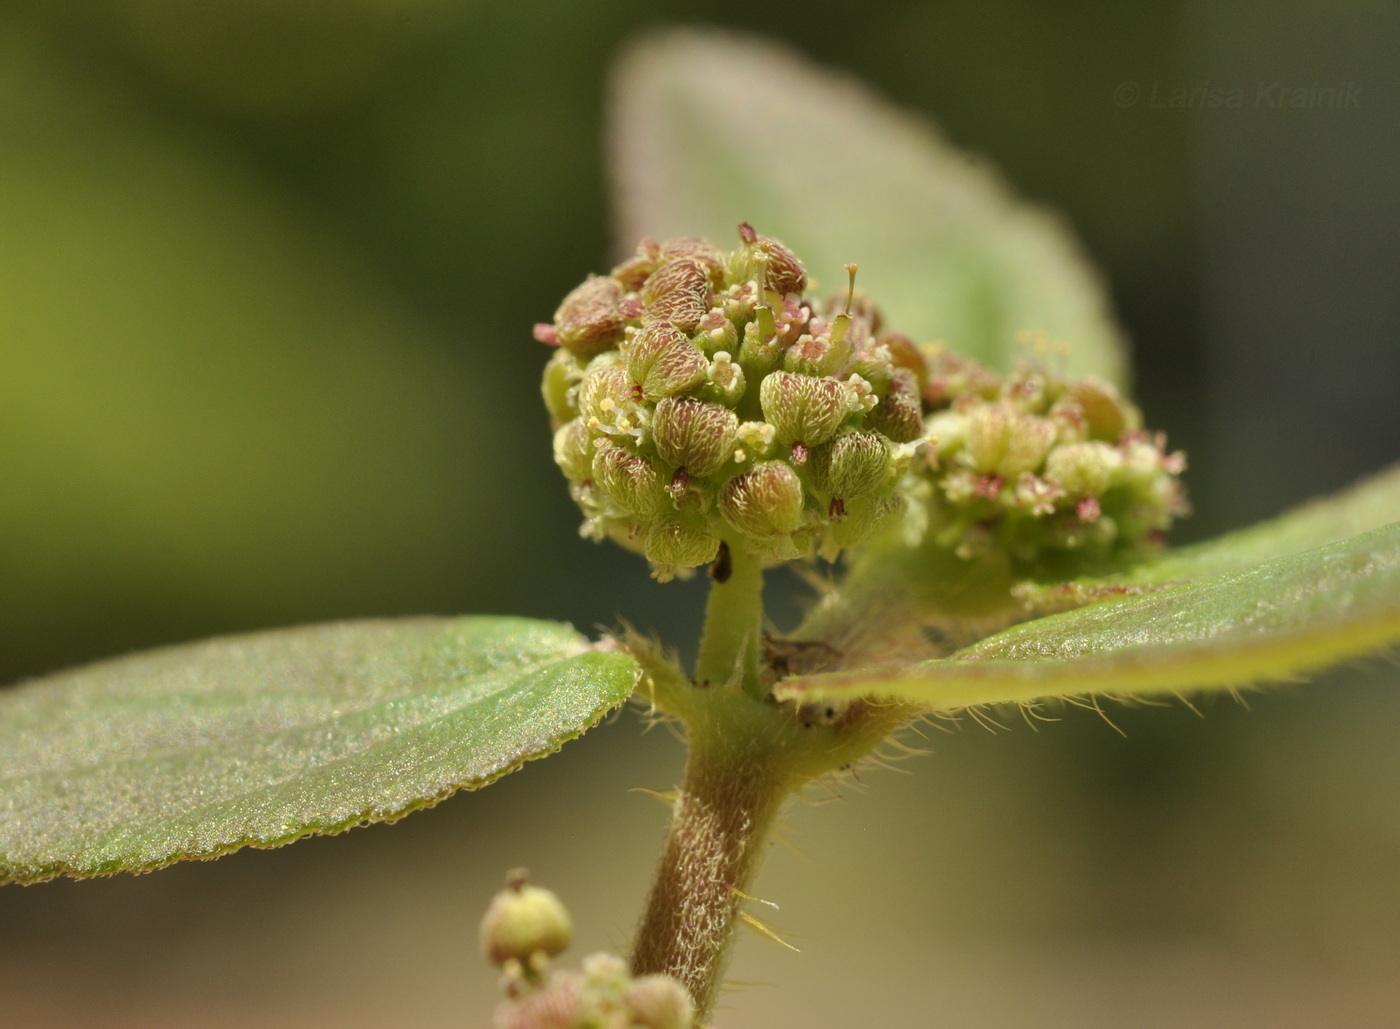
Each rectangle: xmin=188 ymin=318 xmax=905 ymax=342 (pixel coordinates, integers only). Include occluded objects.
xmin=720 ymin=461 xmax=805 ymax=538
xmin=641 ymin=257 xmax=710 ymax=333
xmin=644 ymin=522 xmax=721 ymax=579
xmin=622 ymin=974 xmax=696 ymax=1029
xmin=965 ymin=404 xmax=1056 ymax=477
xmin=737 ymin=319 xmax=782 ymax=376
xmin=759 ymin=371 xmax=849 ymax=446
xmin=540 ymin=349 xmax=582 ymax=427
xmin=808 ymin=431 xmax=892 ymax=500
xmin=552 ymin=420 xmax=594 ymax=483
xmin=1044 ymin=441 xmax=1121 ymax=496
xmin=593 ymin=440 xmax=667 ymax=519
xmin=577 ymin=364 xmax=633 ymax=427
xmin=624 ymin=322 xmax=709 ymax=402
xmin=480 ymin=870 xmax=572 ymax=968
xmin=695 ymin=309 xmax=739 ymax=356
xmin=865 ymin=367 xmax=924 ymax=443
xmin=652 ymin=397 xmax=739 ymax=478
xmin=553 ymin=275 xmax=625 ymax=358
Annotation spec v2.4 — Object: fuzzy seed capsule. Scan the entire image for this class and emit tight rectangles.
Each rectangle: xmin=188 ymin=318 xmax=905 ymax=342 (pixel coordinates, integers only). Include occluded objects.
xmin=865 ymin=367 xmax=924 ymax=443
xmin=644 ymin=522 xmax=721 ymax=577
xmin=659 ymin=237 xmax=726 ymax=286
xmin=808 ymin=431 xmax=893 ymax=501
xmin=965 ymin=404 xmax=1056 ymax=478
xmin=624 ymin=322 xmax=709 ymax=401
xmin=592 ymin=440 xmax=667 ymax=519
xmin=480 ymin=871 xmax=573 ymax=968
xmin=641 ymin=257 xmax=710 ymax=333
xmin=552 ymin=420 xmax=593 ymax=484
xmin=553 ymin=276 xmax=625 ymax=357
xmin=652 ymin=397 xmax=740 ymax=478
xmin=719 ymin=461 xmax=805 ymax=538
xmin=759 ymin=371 xmax=849 ymax=446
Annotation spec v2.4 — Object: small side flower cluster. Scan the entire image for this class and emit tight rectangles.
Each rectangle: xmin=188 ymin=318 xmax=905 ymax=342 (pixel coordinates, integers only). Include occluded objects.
xmin=920 ymin=345 xmax=1188 ymax=566
xmin=483 ymin=870 xmax=693 ymax=1029
xmin=535 ymin=226 xmax=1186 ymax=579
xmin=537 ymin=224 xmax=926 ymax=580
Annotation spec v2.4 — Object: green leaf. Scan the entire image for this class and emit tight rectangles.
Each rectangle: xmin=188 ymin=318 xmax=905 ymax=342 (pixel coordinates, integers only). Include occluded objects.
xmin=0 ymin=617 xmax=638 ymax=884
xmin=776 ymin=523 xmax=1400 ymax=711
xmin=610 ymin=28 xmax=1128 ymax=384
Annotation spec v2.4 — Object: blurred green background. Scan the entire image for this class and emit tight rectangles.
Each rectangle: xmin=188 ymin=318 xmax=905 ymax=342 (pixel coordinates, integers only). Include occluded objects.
xmin=1 ymin=1 xmax=1397 ymax=1025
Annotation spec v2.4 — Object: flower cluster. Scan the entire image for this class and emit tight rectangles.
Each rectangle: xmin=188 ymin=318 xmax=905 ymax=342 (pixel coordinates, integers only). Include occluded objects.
xmin=536 ymin=224 xmax=925 ymax=580
xmin=535 ymin=226 xmax=1186 ymax=579
xmin=483 ymin=871 xmax=693 ymax=1029
xmin=920 ymin=345 xmax=1189 ymax=567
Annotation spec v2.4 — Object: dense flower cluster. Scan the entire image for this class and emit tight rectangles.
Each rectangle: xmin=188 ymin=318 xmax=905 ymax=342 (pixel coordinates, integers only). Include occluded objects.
xmin=535 ymin=226 xmax=1185 ymax=579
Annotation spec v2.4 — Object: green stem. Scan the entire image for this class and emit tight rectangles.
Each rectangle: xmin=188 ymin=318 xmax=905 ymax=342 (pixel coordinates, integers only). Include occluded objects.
xmin=693 ymin=540 xmax=765 ymax=697
xmin=629 ymin=731 xmax=791 ymax=1023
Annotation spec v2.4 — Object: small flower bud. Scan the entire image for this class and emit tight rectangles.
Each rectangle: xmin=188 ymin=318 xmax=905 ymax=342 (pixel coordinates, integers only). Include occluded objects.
xmin=592 ymin=440 xmax=667 ymax=519
xmin=1044 ymin=441 xmax=1121 ymax=496
xmin=782 ymin=331 xmax=847 ymax=378
xmin=732 ymin=224 xmax=807 ymax=296
xmin=1064 ymin=376 xmax=1141 ymax=442
xmin=577 ymin=364 xmax=633 ymax=427
xmin=623 ymin=975 xmax=696 ymax=1029
xmin=624 ymin=322 xmax=709 ymax=401
xmin=879 ymin=331 xmax=927 ymax=391
xmin=759 ymin=371 xmax=850 ymax=446
xmin=701 ymin=350 xmax=746 ymax=408
xmin=494 ymin=974 xmax=584 ymax=1029
xmin=807 ymin=431 xmax=893 ymax=500
xmin=865 ymin=367 xmax=924 ymax=443
xmin=610 ymin=239 xmax=662 ymax=291
xmin=540 ymin=350 xmax=581 ymax=426
xmin=644 ymin=523 xmax=720 ymax=579
xmin=552 ymin=420 xmax=593 ymax=484
xmin=696 ymin=309 xmax=738 ymax=355
xmin=652 ymin=397 xmax=740 ymax=478
xmin=965 ymin=404 xmax=1056 ymax=477
xmin=737 ymin=319 xmax=782 ymax=376
xmin=553 ymin=275 xmax=625 ymax=357
xmin=480 ymin=871 xmax=572 ymax=968
xmin=641 ymin=257 xmax=710 ymax=333
xmin=659 ymin=237 xmax=726 ymax=286
xmin=720 ymin=461 xmax=806 ymax=538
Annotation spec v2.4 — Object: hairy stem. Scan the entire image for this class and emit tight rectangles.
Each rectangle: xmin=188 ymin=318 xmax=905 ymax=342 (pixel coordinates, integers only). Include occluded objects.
xmin=692 ymin=540 xmax=765 ymax=698
xmin=629 ymin=734 xmax=790 ymax=1022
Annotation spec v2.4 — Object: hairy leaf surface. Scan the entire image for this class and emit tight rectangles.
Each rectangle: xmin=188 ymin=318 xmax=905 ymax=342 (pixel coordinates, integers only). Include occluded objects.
xmin=778 ymin=523 xmax=1400 ymax=710
xmin=0 ymin=617 xmax=638 ymax=883
xmin=610 ymin=28 xmax=1128 ymax=384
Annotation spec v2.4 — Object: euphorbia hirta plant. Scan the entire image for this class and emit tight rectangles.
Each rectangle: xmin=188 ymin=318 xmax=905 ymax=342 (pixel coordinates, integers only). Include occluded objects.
xmin=2 ymin=28 xmax=1397 ymax=1029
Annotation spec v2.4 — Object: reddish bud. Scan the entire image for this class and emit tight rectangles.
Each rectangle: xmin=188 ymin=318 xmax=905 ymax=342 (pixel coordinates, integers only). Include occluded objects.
xmin=641 ymin=257 xmax=710 ymax=333
xmin=553 ymin=275 xmax=625 ymax=357
xmin=624 ymin=322 xmax=709 ymax=402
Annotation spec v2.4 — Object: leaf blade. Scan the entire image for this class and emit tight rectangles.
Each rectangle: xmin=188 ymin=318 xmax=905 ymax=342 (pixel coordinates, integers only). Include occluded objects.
xmin=610 ymin=28 xmax=1128 ymax=383
xmin=0 ymin=617 xmax=638 ymax=883
xmin=777 ymin=523 xmax=1400 ymax=710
